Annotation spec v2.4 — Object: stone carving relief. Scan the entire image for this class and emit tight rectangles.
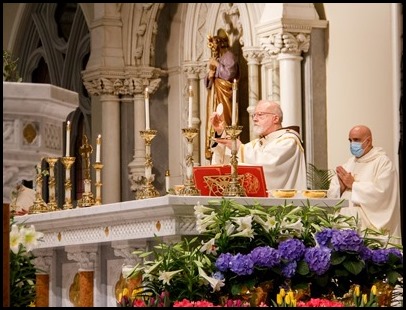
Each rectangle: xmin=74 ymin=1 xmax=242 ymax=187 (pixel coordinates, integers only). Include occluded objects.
xmin=260 ymin=32 xmax=311 ymax=57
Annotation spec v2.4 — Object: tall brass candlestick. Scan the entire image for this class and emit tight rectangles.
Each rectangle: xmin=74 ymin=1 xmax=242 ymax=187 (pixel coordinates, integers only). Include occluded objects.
xmin=135 ymin=129 xmax=160 ymax=200
xmin=61 ymin=156 xmax=75 ymax=209
xmin=93 ymin=162 xmax=103 ymax=205
xmin=29 ymin=161 xmax=48 ymax=214
xmin=223 ymin=125 xmax=246 ymax=197
xmin=46 ymin=157 xmax=60 ymax=211
xmin=179 ymin=127 xmax=200 ymax=196
xmin=78 ymin=135 xmax=95 ymax=207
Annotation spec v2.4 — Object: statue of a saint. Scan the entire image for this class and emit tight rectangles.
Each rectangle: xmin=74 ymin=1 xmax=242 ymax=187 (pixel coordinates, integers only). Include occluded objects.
xmin=204 ymin=29 xmax=240 ymax=160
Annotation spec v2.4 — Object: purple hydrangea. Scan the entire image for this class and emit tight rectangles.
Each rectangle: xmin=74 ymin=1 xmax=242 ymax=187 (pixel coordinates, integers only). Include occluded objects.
xmin=250 ymin=246 xmax=281 ymax=268
xmin=229 ymin=253 xmax=254 ymax=276
xmin=278 ymin=238 xmax=306 ymax=261
xmin=315 ymin=228 xmax=335 ymax=247
xmin=304 ymin=247 xmax=331 ymax=275
xmin=215 ymin=253 xmax=233 ymax=272
xmin=281 ymin=260 xmax=297 ymax=278
xmin=387 ymin=248 xmax=403 ymax=259
xmin=359 ymin=246 xmax=373 ymax=261
xmin=331 ymin=229 xmax=363 ymax=252
xmin=371 ymin=249 xmax=390 ymax=264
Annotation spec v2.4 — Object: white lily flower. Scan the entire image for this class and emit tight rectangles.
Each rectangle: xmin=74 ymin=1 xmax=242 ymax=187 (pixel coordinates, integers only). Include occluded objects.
xmin=158 ymin=269 xmax=182 ymax=285
xmin=198 ymin=267 xmax=225 ymax=292
xmin=280 ymin=218 xmax=303 ymax=232
xmin=10 ymin=224 xmax=22 ymax=254
xmin=225 ymin=221 xmax=236 ymax=236
xmin=231 ymin=227 xmax=255 ymax=239
xmin=20 ymin=225 xmax=44 ymax=252
xmin=231 ymin=215 xmax=253 ymax=232
xmin=200 ymin=238 xmax=217 ymax=255
xmin=194 ymin=202 xmax=215 ymax=216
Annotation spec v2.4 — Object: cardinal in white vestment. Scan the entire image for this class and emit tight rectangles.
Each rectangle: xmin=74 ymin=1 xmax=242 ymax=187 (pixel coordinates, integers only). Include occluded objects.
xmin=210 ymin=100 xmax=307 ymax=191
xmin=328 ymin=125 xmax=402 ymax=245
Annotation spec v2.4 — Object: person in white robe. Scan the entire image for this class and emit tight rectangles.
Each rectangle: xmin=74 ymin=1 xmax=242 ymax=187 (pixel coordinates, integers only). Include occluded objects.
xmin=210 ymin=100 xmax=307 ymax=191
xmin=328 ymin=125 xmax=402 ymax=245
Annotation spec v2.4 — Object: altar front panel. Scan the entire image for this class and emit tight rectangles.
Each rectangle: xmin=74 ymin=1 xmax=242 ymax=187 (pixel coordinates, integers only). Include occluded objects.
xmin=14 ymin=196 xmax=348 ymax=307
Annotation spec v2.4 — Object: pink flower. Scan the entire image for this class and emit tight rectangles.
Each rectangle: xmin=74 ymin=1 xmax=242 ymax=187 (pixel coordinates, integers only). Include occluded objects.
xmin=173 ymin=299 xmax=195 ymax=307
xmin=297 ymin=298 xmax=344 ymax=307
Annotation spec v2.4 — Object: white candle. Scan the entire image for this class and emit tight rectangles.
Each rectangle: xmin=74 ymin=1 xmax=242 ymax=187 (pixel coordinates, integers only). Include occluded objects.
xmin=145 ymin=87 xmax=150 ymax=130
xmin=188 ymin=85 xmax=193 ymax=128
xmin=165 ymin=170 xmax=170 ymax=192
xmin=232 ymin=79 xmax=237 ymax=125
xmin=66 ymin=121 xmax=71 ymax=156
xmin=96 ymin=134 xmax=101 ymax=162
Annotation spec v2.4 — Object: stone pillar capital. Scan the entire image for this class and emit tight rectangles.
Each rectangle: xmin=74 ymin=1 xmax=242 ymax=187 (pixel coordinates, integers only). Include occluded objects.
xmin=33 ymin=249 xmax=54 ymax=274
xmin=182 ymin=62 xmax=206 ymax=80
xmin=66 ymin=245 xmax=98 ymax=271
xmin=260 ymin=32 xmax=310 ymax=57
xmin=242 ymin=47 xmax=264 ymax=65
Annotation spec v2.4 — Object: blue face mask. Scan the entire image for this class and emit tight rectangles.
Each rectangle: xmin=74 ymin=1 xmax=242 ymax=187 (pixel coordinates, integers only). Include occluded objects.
xmin=350 ymin=141 xmax=365 ymax=157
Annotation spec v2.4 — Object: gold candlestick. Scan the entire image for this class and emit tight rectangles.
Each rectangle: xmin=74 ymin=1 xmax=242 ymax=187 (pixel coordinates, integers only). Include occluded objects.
xmin=78 ymin=135 xmax=95 ymax=207
xmin=178 ymin=128 xmax=200 ymax=196
xmin=46 ymin=157 xmax=60 ymax=211
xmin=61 ymin=156 xmax=76 ymax=209
xmin=93 ymin=162 xmax=103 ymax=205
xmin=135 ymin=129 xmax=160 ymax=200
xmin=223 ymin=125 xmax=246 ymax=197
xmin=29 ymin=161 xmax=48 ymax=214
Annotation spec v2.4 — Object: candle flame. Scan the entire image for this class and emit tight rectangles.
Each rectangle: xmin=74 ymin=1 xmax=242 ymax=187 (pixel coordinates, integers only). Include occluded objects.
xmin=67 ymin=120 xmax=71 ymax=130
xmin=145 ymin=87 xmax=149 ymax=99
xmin=97 ymin=134 xmax=102 ymax=144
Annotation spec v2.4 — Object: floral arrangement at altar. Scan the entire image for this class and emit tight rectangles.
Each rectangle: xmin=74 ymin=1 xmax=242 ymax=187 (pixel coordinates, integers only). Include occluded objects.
xmin=9 ymin=217 xmax=44 ymax=307
xmin=119 ymin=199 xmax=403 ymax=307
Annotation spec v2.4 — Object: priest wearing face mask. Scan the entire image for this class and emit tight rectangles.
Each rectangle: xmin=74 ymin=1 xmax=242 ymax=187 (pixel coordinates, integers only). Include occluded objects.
xmin=328 ymin=125 xmax=402 ymax=245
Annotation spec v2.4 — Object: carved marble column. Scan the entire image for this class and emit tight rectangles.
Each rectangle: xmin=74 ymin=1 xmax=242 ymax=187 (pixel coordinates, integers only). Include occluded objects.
xmin=66 ymin=246 xmax=98 ymax=307
xmin=260 ymin=31 xmax=310 ymax=130
xmin=242 ymin=47 xmax=263 ymax=140
xmin=33 ymin=249 xmax=53 ymax=307
xmin=183 ymin=63 xmax=205 ymax=166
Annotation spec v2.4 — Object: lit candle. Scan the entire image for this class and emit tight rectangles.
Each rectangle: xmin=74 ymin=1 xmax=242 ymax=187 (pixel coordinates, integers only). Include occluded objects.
xmin=145 ymin=87 xmax=150 ymax=130
xmin=188 ymin=85 xmax=193 ymax=128
xmin=165 ymin=170 xmax=170 ymax=193
xmin=66 ymin=121 xmax=71 ymax=156
xmin=96 ymin=134 xmax=101 ymax=162
xmin=232 ymin=79 xmax=237 ymax=125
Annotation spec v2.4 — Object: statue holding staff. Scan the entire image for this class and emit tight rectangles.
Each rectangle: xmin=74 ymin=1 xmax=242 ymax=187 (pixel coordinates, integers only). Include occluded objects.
xmin=204 ymin=29 xmax=240 ymax=161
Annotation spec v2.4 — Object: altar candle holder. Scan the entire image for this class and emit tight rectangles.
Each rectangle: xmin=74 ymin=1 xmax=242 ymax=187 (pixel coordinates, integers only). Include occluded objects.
xmin=29 ymin=162 xmax=48 ymax=214
xmin=78 ymin=135 xmax=95 ymax=207
xmin=61 ymin=156 xmax=76 ymax=209
xmin=93 ymin=162 xmax=104 ymax=205
xmin=46 ymin=157 xmax=60 ymax=211
xmin=223 ymin=125 xmax=246 ymax=197
xmin=135 ymin=129 xmax=160 ymax=200
xmin=178 ymin=127 xmax=200 ymax=196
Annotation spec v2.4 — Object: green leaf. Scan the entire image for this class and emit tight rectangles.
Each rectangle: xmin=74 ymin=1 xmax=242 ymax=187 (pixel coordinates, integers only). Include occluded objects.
xmin=296 ymin=260 xmax=310 ymax=275
xmin=343 ymin=259 xmax=364 ymax=275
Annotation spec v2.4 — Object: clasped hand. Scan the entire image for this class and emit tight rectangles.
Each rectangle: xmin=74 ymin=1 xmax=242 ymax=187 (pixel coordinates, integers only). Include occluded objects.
xmin=336 ymin=165 xmax=354 ymax=192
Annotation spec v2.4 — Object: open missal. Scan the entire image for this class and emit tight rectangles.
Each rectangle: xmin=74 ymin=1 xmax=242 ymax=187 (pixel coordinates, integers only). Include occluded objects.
xmin=193 ymin=165 xmax=268 ymax=197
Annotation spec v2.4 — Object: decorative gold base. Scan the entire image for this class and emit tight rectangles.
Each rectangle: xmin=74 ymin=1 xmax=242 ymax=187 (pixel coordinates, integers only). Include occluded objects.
xmin=47 ymin=202 xmax=59 ymax=212
xmin=29 ymin=197 xmax=49 ymax=214
xmin=63 ymin=201 xmax=74 ymax=210
xmin=78 ymin=192 xmax=95 ymax=208
xmin=135 ymin=183 xmax=160 ymax=200
xmin=223 ymin=181 xmax=246 ymax=197
xmin=178 ymin=184 xmax=200 ymax=196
